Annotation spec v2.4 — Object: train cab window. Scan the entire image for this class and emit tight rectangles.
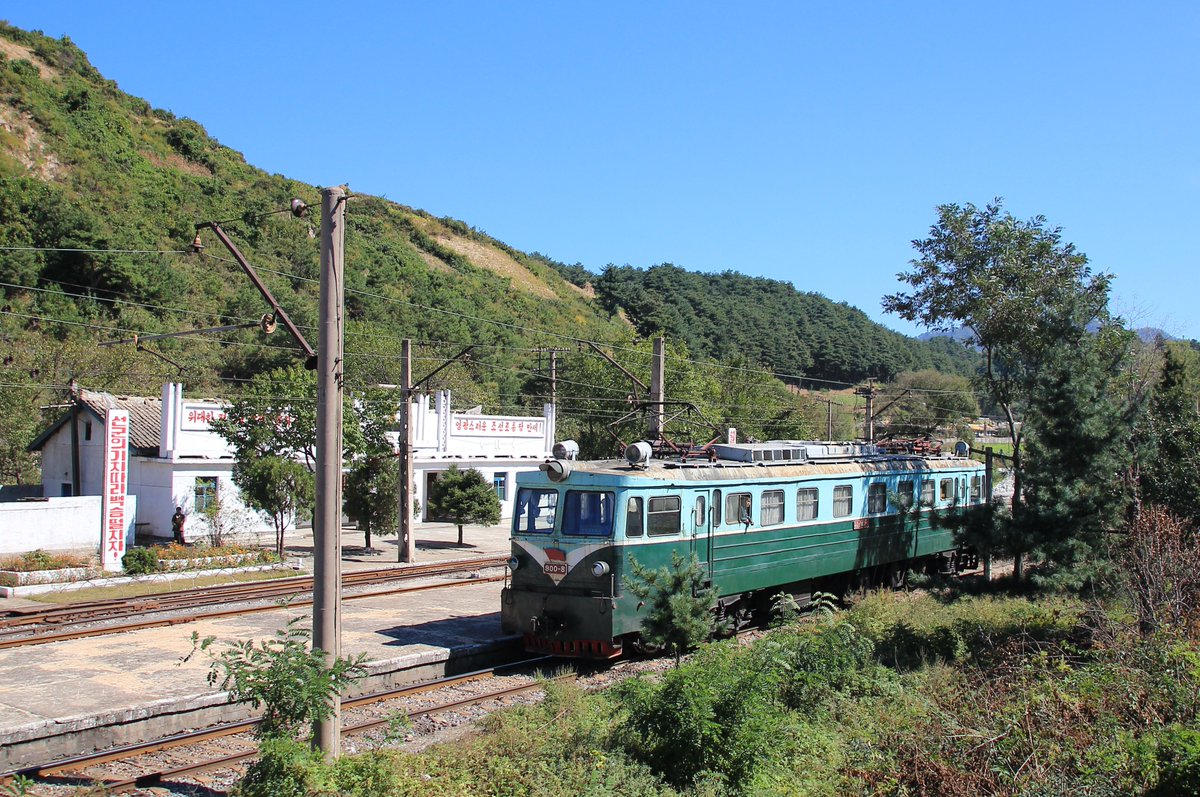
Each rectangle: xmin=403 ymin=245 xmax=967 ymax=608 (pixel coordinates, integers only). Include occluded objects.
xmin=940 ymin=478 xmax=953 ymax=503
xmin=867 ymin=483 xmax=886 ymax=514
xmin=971 ymin=476 xmax=982 ymax=503
xmin=626 ymin=497 xmax=644 ymax=537
xmin=514 ymin=488 xmax=557 ymax=534
xmin=797 ymin=487 xmax=818 ymax=521
xmin=833 ymin=485 xmax=853 ymax=518
xmin=920 ymin=480 xmax=935 ymax=506
xmin=726 ymin=493 xmax=752 ymax=526
xmin=562 ymin=491 xmax=616 ymax=537
xmin=761 ymin=490 xmax=784 ymax=525
xmin=897 ymin=480 xmax=915 ymax=509
xmin=712 ymin=490 xmax=722 ymax=526
xmin=647 ymin=496 xmax=681 ymax=536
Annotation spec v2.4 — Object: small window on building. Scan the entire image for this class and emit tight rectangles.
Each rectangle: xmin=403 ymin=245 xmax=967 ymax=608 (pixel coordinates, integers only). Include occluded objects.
xmin=920 ymin=480 xmax=935 ymax=506
xmin=833 ymin=485 xmax=853 ymax=517
xmin=712 ymin=489 xmax=722 ymax=526
xmin=940 ymin=478 xmax=953 ymax=503
xmin=195 ymin=477 xmax=218 ymax=513
xmin=626 ymin=496 xmax=644 ymax=537
xmin=83 ymin=421 xmax=92 ymax=441
xmin=647 ymin=496 xmax=681 ymax=536
xmin=971 ymin=475 xmax=982 ymax=503
xmin=797 ymin=487 xmax=818 ymax=521
xmin=493 ymin=472 xmax=508 ymax=501
xmin=867 ymin=483 xmax=887 ymax=514
xmin=726 ymin=493 xmax=752 ymax=526
xmin=761 ymin=490 xmax=784 ymax=525
xmin=897 ymin=480 xmax=915 ymax=509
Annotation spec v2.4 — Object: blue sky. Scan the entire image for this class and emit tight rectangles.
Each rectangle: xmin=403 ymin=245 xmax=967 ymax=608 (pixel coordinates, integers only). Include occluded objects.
xmin=6 ymin=2 xmax=1199 ymax=339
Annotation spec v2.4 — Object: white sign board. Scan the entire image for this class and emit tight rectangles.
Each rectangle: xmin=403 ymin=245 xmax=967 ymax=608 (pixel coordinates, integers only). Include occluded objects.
xmin=180 ymin=403 xmax=227 ymax=431
xmin=450 ymin=414 xmax=545 ymax=439
xmin=100 ymin=409 xmax=130 ymax=572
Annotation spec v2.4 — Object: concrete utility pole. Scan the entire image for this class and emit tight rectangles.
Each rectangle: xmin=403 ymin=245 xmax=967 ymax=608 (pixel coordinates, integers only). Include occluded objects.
xmin=397 ymin=339 xmax=415 ymax=563
xmin=313 ymin=186 xmax=346 ymax=757
xmin=649 ymin=336 xmax=665 ymax=440
xmin=855 ymin=380 xmax=878 ymax=443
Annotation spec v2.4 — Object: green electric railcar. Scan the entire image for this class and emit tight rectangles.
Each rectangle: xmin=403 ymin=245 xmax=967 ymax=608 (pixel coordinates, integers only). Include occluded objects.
xmin=500 ymin=440 xmax=986 ymax=658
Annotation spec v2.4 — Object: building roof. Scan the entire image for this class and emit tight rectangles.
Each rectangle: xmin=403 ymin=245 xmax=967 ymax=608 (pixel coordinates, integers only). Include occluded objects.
xmin=27 ymin=389 xmax=163 ymax=454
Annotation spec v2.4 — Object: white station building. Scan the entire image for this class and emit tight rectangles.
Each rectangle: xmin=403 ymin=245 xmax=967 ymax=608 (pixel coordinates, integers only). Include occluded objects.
xmin=20 ymin=383 xmax=554 ymax=551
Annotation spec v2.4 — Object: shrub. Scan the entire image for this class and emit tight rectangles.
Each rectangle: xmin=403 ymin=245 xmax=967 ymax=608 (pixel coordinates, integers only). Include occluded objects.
xmin=199 ymin=616 xmax=366 ymax=740
xmin=233 ymin=736 xmax=323 ymax=797
xmin=615 ymin=641 xmax=787 ymax=793
xmin=121 ymin=547 xmax=159 ymax=575
xmin=0 ymin=550 xmax=91 ymax=572
xmin=765 ymin=619 xmax=884 ymax=714
xmin=1149 ymin=727 xmax=1200 ymax=797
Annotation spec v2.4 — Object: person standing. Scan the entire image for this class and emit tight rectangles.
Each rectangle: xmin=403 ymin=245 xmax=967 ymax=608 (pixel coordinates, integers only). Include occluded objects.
xmin=171 ymin=506 xmax=186 ymax=544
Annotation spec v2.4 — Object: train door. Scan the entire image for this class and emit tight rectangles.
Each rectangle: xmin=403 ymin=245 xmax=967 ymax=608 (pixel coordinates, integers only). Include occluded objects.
xmin=690 ymin=491 xmax=713 ymax=587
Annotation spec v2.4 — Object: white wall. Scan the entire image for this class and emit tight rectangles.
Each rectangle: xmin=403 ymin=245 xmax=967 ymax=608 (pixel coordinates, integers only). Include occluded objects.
xmin=130 ymin=460 xmax=276 ymax=541
xmin=0 ymin=496 xmax=136 ymax=555
xmin=40 ymin=413 xmax=105 ymax=498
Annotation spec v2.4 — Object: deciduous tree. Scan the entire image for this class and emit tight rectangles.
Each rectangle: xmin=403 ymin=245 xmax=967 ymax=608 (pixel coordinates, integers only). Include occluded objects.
xmin=883 ymin=199 xmax=1121 ymax=578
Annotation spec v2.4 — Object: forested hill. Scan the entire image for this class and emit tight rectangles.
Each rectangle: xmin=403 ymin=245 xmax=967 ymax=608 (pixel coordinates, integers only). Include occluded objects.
xmin=0 ymin=21 xmax=971 ymax=409
xmin=0 ymin=23 xmax=627 ymax=405
xmin=590 ymin=265 xmax=978 ymax=383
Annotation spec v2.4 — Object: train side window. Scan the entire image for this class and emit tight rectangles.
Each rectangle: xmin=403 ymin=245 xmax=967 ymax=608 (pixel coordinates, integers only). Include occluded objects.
xmin=712 ymin=490 xmax=722 ymax=526
xmin=726 ymin=492 xmax=752 ymax=526
xmin=833 ymin=485 xmax=853 ymax=517
xmin=761 ymin=490 xmax=784 ymax=525
xmin=940 ymin=478 xmax=953 ymax=503
xmin=867 ymin=483 xmax=886 ymax=514
xmin=562 ymin=491 xmax=616 ymax=537
xmin=626 ymin=497 xmax=643 ymax=537
xmin=920 ymin=480 xmax=935 ymax=506
xmin=694 ymin=495 xmax=706 ymax=527
xmin=797 ymin=487 xmax=818 ymax=521
xmin=647 ymin=496 xmax=681 ymax=536
xmin=897 ymin=480 xmax=915 ymax=509
xmin=971 ymin=476 xmax=982 ymax=503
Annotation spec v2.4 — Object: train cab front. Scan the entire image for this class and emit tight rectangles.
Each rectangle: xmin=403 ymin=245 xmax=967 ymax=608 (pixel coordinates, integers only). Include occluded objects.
xmin=500 ymin=468 xmax=624 ymax=659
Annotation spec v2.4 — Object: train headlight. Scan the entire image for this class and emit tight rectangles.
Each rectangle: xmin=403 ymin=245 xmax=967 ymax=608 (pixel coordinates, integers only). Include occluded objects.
xmin=591 ymin=561 xmax=611 ymax=578
xmin=507 ymin=556 xmax=520 ymax=571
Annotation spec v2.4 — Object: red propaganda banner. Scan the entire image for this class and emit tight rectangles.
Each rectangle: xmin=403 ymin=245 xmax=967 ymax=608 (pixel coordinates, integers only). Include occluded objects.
xmin=100 ymin=409 xmax=130 ymax=572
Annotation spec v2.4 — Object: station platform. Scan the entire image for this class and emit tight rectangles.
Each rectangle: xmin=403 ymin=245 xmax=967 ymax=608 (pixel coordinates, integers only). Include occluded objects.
xmin=0 ymin=521 xmax=519 ymax=770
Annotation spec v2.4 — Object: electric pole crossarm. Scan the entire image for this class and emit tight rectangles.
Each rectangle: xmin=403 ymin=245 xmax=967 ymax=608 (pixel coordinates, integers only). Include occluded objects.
xmin=410 ymin=345 xmax=476 ymax=393
xmin=197 ymin=221 xmax=317 ymax=367
xmin=585 ymin=341 xmax=649 ymax=392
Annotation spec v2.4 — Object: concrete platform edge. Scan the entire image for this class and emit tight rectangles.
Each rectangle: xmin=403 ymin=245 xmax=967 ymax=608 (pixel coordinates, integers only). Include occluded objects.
xmin=1 ymin=634 xmax=522 ymax=772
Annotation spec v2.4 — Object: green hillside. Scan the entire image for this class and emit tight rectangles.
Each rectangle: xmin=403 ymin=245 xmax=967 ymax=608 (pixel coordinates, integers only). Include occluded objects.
xmin=0 ymin=23 xmax=979 ymax=479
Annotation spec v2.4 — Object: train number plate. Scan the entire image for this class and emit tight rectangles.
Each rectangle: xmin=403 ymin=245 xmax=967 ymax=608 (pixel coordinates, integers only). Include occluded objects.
xmin=543 ymin=562 xmax=568 ymax=577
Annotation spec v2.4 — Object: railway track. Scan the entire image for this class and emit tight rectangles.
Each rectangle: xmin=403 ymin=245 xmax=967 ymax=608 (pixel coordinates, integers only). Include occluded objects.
xmin=0 ymin=556 xmax=508 ymax=649
xmin=12 ymin=656 xmax=560 ymax=794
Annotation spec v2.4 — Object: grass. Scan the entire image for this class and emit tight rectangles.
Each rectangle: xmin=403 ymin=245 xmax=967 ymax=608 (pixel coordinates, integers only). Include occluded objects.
xmin=260 ymin=588 xmax=1200 ymax=797
xmin=27 ymin=568 xmax=297 ymax=604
